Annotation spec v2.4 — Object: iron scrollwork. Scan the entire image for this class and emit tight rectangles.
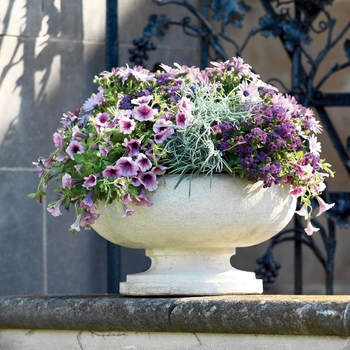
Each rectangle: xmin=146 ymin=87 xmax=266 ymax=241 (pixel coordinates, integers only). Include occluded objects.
xmin=129 ymin=0 xmax=350 ymax=294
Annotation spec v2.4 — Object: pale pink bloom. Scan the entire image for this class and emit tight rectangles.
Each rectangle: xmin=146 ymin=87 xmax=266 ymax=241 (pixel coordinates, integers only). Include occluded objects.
xmin=176 ymin=97 xmax=194 ymax=112
xmin=66 ymin=140 xmax=85 ymax=160
xmin=122 ymin=204 xmax=134 ymax=218
xmin=70 ymin=213 xmax=82 ymax=232
xmin=176 ymin=111 xmax=193 ymax=127
xmin=315 ymin=196 xmax=335 ymax=217
xmin=56 ymin=153 xmax=68 ymax=162
xmin=289 ymin=186 xmax=306 ymax=198
xmin=62 ymin=173 xmax=73 ymax=189
xmin=135 ymin=153 xmax=152 ymax=172
xmin=47 ymin=201 xmax=62 ymax=217
xmin=53 ymin=132 xmax=64 ymax=148
xmin=115 ymin=157 xmax=139 ymax=177
xmin=295 ymin=163 xmax=313 ymax=180
xmin=116 ymin=64 xmax=133 ymax=82
xmin=230 ymin=57 xmax=252 ymax=78
xmin=83 ymin=174 xmax=98 ymax=188
xmin=94 ymin=112 xmax=111 ymax=133
xmin=119 ymin=115 xmax=136 ymax=134
xmin=310 ymin=182 xmax=326 ymax=195
xmin=132 ymin=104 xmax=157 ymax=122
xmin=295 ymin=203 xmax=309 ymax=221
xmin=80 ymin=211 xmax=100 ymax=229
xmin=130 ymin=66 xmax=155 ymax=83
xmin=138 ymin=171 xmax=158 ymax=191
xmin=131 ymin=95 xmax=153 ymax=105
xmin=102 ymin=165 xmax=122 ymax=178
xmin=305 ymin=220 xmax=320 ymax=236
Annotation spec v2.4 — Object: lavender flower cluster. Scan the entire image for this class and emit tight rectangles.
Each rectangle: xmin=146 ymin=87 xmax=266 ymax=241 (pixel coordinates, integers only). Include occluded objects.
xmin=30 ymin=57 xmax=334 ymax=235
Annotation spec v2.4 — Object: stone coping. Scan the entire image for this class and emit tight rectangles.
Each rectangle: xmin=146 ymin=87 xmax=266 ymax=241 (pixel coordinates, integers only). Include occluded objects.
xmin=0 ymin=295 xmax=350 ymax=336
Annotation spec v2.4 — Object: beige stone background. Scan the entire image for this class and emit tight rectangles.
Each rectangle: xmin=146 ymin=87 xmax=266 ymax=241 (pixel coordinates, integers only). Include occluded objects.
xmin=0 ymin=0 xmax=349 ymax=295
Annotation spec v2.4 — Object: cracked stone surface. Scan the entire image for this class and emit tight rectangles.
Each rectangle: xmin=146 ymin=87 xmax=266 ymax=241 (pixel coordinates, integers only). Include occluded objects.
xmin=1 ymin=295 xmax=350 ymax=336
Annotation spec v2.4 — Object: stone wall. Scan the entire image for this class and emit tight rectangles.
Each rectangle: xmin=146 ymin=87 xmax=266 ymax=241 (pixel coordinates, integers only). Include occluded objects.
xmin=0 ymin=0 xmax=349 ymax=296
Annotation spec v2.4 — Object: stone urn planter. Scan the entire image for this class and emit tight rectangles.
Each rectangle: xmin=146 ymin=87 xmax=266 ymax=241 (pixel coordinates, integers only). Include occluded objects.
xmin=92 ymin=174 xmax=296 ymax=296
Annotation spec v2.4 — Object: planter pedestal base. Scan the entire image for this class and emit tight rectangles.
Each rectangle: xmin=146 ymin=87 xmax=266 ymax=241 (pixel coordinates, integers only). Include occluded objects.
xmin=119 ymin=249 xmax=263 ymax=296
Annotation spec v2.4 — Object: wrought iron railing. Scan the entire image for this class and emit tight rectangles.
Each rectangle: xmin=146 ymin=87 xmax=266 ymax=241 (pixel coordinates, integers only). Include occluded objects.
xmin=107 ymin=0 xmax=350 ymax=294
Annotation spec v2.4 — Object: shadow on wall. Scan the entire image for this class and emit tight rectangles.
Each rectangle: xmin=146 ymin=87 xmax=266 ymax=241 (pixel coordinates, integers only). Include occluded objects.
xmin=0 ymin=1 xmax=108 ymax=296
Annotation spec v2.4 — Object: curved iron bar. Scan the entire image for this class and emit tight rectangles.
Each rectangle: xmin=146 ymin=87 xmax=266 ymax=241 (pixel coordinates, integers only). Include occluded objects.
xmin=128 ymin=0 xmax=350 ymax=294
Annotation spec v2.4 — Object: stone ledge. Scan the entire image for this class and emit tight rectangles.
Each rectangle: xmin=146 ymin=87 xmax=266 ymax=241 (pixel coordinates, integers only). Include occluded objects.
xmin=0 ymin=295 xmax=350 ymax=336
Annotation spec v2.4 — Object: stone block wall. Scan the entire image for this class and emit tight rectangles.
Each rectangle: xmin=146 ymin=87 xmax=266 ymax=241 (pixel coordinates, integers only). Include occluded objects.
xmin=0 ymin=0 xmax=349 ymax=296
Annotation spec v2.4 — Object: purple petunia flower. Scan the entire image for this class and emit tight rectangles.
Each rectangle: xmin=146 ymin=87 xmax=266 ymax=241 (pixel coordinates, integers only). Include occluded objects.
xmin=138 ymin=171 xmax=158 ymax=191
xmin=135 ymin=153 xmax=152 ymax=172
xmin=80 ymin=210 xmax=100 ymax=229
xmin=115 ymin=157 xmax=139 ymax=177
xmin=102 ymin=165 xmax=122 ymax=178
xmin=80 ymin=190 xmax=97 ymax=211
xmin=124 ymin=139 xmax=141 ymax=157
xmin=83 ymin=174 xmax=98 ymax=188
xmin=66 ymin=140 xmax=85 ymax=160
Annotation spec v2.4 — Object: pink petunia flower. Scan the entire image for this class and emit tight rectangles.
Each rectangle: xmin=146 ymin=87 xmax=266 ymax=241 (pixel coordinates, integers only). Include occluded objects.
xmin=132 ymin=104 xmax=157 ymax=122
xmin=53 ymin=132 xmax=64 ymax=148
xmin=47 ymin=200 xmax=62 ymax=217
xmin=305 ymin=220 xmax=320 ymax=236
xmin=131 ymin=95 xmax=153 ymax=105
xmin=289 ymin=186 xmax=306 ymax=198
xmin=315 ymin=196 xmax=335 ymax=217
xmin=176 ymin=111 xmax=193 ymax=127
xmin=295 ymin=203 xmax=309 ymax=221
xmin=119 ymin=115 xmax=136 ymax=134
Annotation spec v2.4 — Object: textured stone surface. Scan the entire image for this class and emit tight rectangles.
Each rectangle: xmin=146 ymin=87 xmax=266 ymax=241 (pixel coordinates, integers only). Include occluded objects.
xmin=1 ymin=295 xmax=350 ymax=336
xmin=1 ymin=330 xmax=349 ymax=350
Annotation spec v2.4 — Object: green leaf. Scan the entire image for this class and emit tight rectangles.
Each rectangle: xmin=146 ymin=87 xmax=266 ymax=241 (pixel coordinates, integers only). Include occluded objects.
xmin=73 ymin=153 xmax=85 ymax=163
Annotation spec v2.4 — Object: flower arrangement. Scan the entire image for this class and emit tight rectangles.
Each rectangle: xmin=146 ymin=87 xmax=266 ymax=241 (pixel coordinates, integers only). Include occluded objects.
xmin=29 ymin=57 xmax=334 ymax=235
